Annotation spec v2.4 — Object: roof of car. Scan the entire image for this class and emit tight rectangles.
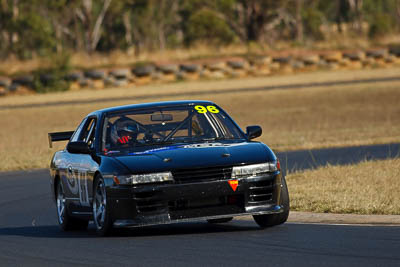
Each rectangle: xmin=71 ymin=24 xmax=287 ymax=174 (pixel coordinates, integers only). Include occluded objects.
xmin=88 ymin=100 xmax=215 ymax=117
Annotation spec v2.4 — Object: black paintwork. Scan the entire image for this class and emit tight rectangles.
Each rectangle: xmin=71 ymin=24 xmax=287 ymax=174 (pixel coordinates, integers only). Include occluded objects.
xmin=49 ymin=100 xmax=284 ymax=226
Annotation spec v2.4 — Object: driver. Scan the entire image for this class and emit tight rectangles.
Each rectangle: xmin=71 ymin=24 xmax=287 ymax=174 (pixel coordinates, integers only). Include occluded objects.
xmin=110 ymin=117 xmax=139 ymax=146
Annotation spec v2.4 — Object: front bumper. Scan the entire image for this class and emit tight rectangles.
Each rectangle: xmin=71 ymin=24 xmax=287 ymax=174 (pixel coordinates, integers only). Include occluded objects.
xmin=107 ymin=172 xmax=283 ymax=227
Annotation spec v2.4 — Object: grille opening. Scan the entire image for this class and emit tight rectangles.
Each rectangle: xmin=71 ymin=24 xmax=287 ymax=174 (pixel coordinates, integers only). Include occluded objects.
xmin=168 ymin=195 xmax=243 ymax=211
xmin=248 ymin=179 xmax=274 ymax=204
xmin=172 ymin=166 xmax=233 ymax=184
xmin=134 ymin=190 xmax=166 ymax=213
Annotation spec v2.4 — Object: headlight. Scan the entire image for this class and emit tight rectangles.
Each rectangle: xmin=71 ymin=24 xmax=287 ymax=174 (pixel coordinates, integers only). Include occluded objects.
xmin=231 ymin=162 xmax=279 ymax=179
xmin=114 ymin=172 xmax=173 ymax=185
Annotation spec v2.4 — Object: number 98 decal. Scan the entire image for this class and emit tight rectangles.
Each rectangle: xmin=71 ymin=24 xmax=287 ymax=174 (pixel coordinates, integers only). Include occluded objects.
xmin=194 ymin=105 xmax=220 ymax=114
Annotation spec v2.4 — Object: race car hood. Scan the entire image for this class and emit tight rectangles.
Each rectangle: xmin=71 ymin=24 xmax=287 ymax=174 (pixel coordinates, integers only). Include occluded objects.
xmin=110 ymin=141 xmax=276 ymax=173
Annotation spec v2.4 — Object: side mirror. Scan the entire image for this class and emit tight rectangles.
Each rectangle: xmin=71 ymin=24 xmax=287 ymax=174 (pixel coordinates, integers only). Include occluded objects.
xmin=246 ymin=125 xmax=262 ymax=140
xmin=67 ymin=141 xmax=91 ymax=154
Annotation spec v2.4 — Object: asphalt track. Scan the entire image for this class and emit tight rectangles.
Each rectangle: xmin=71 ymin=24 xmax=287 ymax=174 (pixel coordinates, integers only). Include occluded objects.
xmin=1 ymin=143 xmax=399 ymax=266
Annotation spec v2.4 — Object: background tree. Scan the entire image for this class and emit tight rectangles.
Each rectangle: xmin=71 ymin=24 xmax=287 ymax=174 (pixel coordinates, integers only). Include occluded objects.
xmin=0 ymin=0 xmax=399 ymax=59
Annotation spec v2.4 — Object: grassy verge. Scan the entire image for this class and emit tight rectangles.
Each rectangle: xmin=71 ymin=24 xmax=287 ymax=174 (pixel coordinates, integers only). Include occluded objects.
xmin=286 ymin=159 xmax=400 ymax=215
xmin=0 ymin=69 xmax=399 ymax=171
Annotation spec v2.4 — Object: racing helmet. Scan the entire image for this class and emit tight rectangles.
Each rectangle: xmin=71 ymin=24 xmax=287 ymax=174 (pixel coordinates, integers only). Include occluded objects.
xmin=110 ymin=117 xmax=139 ymax=145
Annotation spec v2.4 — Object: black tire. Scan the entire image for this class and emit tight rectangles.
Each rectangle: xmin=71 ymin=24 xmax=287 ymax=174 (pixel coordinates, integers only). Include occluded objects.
xmin=253 ymin=176 xmax=290 ymax=228
xmin=179 ymin=64 xmax=200 ymax=73
xmin=12 ymin=75 xmax=34 ymax=87
xmin=132 ymin=65 xmax=155 ymax=77
xmin=56 ymin=180 xmax=89 ymax=231
xmin=109 ymin=69 xmax=130 ymax=79
xmin=207 ymin=217 xmax=234 ymax=224
xmin=227 ymin=61 xmax=245 ymax=69
xmin=65 ymin=72 xmax=83 ymax=82
xmin=272 ymin=56 xmax=292 ymax=64
xmin=93 ymin=175 xmax=113 ymax=236
xmin=366 ymin=49 xmax=387 ymax=59
xmin=84 ymin=69 xmax=106 ymax=80
xmin=389 ymin=44 xmax=400 ymax=57
xmin=157 ymin=64 xmax=178 ymax=74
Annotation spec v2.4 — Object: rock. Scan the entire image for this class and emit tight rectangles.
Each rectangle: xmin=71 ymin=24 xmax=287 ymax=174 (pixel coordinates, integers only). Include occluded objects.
xmin=339 ymin=58 xmax=351 ymax=67
xmin=327 ymin=62 xmax=340 ymax=70
xmin=135 ymin=76 xmax=152 ymax=85
xmin=270 ymin=62 xmax=280 ymax=71
xmin=91 ymin=79 xmax=104 ymax=89
xmin=151 ymin=71 xmax=163 ymax=80
xmin=199 ymin=69 xmax=211 ymax=78
xmin=180 ymin=71 xmax=200 ymax=80
xmin=254 ymin=67 xmax=271 ymax=76
xmin=79 ymin=78 xmax=92 ymax=87
xmin=317 ymin=59 xmax=328 ymax=68
xmin=347 ymin=61 xmax=363 ymax=69
xmin=362 ymin=57 xmax=375 ymax=66
xmin=229 ymin=69 xmax=247 ymax=78
xmin=160 ymin=73 xmax=176 ymax=82
xmin=0 ymin=86 xmax=7 ymax=96
xmin=250 ymin=56 xmax=272 ymax=66
xmin=374 ymin=58 xmax=387 ymax=67
xmin=385 ymin=54 xmax=396 ymax=63
xmin=0 ymin=77 xmax=11 ymax=88
xmin=69 ymin=81 xmax=81 ymax=91
xmin=292 ymin=60 xmax=305 ymax=70
xmin=208 ymin=70 xmax=226 ymax=79
xmin=280 ymin=65 xmax=293 ymax=74
xmin=104 ymin=76 xmax=115 ymax=86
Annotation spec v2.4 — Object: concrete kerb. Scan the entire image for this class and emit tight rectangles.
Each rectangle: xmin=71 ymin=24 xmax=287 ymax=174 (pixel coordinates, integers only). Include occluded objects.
xmin=236 ymin=211 xmax=400 ymax=226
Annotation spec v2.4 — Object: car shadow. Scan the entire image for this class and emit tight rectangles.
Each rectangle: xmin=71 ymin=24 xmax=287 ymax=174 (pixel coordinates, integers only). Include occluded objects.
xmin=0 ymin=220 xmax=263 ymax=239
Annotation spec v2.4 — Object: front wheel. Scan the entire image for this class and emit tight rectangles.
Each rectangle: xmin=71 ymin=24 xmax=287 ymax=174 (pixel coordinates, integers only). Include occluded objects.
xmin=56 ymin=180 xmax=88 ymax=231
xmin=93 ymin=176 xmax=113 ymax=236
xmin=253 ymin=176 xmax=290 ymax=228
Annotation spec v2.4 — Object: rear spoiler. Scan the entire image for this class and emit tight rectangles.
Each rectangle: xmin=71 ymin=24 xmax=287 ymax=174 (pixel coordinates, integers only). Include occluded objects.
xmin=48 ymin=131 xmax=74 ymax=148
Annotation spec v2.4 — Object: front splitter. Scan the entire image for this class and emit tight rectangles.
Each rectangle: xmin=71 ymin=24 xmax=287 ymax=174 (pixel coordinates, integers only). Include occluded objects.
xmin=113 ymin=204 xmax=283 ymax=228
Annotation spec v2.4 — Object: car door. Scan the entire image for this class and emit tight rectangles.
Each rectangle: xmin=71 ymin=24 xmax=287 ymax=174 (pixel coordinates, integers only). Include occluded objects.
xmin=66 ymin=117 xmax=99 ymax=213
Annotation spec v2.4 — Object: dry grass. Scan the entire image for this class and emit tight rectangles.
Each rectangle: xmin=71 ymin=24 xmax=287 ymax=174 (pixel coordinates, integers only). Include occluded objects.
xmin=286 ymin=159 xmax=400 ymax=215
xmin=0 ymin=68 xmax=400 ymax=171
xmin=0 ymin=44 xmax=252 ymax=75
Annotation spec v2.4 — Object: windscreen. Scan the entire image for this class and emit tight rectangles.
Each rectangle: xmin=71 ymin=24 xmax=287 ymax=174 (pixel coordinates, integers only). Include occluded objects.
xmin=102 ymin=104 xmax=244 ymax=151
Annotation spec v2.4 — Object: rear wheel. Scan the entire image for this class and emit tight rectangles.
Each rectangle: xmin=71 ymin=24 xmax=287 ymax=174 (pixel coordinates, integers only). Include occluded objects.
xmin=93 ymin=176 xmax=113 ymax=236
xmin=56 ymin=180 xmax=88 ymax=231
xmin=207 ymin=217 xmax=233 ymax=224
xmin=253 ymin=176 xmax=290 ymax=228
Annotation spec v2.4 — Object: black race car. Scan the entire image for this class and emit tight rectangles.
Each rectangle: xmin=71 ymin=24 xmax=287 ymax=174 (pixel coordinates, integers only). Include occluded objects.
xmin=49 ymin=100 xmax=289 ymax=236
